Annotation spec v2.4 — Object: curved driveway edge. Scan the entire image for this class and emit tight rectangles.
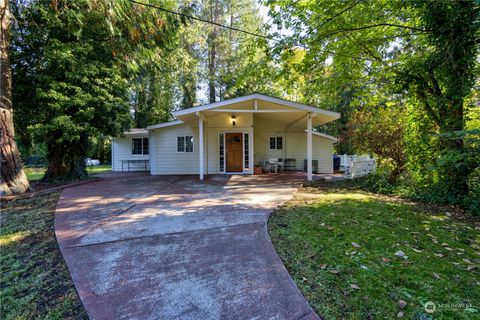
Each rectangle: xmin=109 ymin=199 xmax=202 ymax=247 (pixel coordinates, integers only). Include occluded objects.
xmin=55 ymin=173 xmax=320 ymax=320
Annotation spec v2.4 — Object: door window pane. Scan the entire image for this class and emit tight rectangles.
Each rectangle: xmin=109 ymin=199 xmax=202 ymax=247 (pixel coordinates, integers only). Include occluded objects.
xmin=219 ymin=133 xmax=225 ymax=172
xmin=244 ymin=133 xmax=249 ymax=169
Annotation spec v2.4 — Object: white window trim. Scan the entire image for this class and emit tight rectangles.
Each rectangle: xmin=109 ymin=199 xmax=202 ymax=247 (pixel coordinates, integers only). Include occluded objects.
xmin=269 ymin=136 xmax=283 ymax=150
xmin=177 ymin=135 xmax=194 ymax=153
xmin=131 ymin=137 xmax=149 ymax=156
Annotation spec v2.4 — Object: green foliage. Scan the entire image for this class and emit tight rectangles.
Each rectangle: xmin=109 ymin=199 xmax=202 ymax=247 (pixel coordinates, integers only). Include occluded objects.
xmin=86 ymin=135 xmax=111 ymax=163
xmin=0 ymin=193 xmax=87 ymax=319
xmin=467 ymin=167 xmax=480 ymax=213
xmin=350 ymin=164 xmax=480 ymax=216
xmin=270 ymin=184 xmax=480 ymax=319
xmin=11 ymin=0 xmax=179 ymax=180
xmin=395 ymin=0 xmax=480 ymax=201
xmin=353 ymin=169 xmax=397 ymax=195
xmin=130 ymin=65 xmax=176 ymax=127
xmin=173 ymin=0 xmax=273 ymax=105
xmin=264 ymin=0 xmax=480 ymax=208
xmin=350 ymin=104 xmax=406 ymax=182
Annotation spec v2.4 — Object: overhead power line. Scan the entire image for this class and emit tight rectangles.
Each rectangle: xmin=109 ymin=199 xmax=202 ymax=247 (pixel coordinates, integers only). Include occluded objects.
xmin=127 ymin=0 xmax=376 ymax=62
xmin=127 ymin=0 xmax=275 ymax=41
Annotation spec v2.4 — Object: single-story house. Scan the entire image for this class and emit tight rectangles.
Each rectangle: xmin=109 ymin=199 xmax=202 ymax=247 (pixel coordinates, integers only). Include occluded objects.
xmin=112 ymin=93 xmax=340 ymax=181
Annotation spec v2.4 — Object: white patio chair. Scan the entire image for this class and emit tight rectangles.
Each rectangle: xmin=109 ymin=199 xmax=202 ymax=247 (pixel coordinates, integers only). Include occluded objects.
xmin=266 ymin=158 xmax=278 ymax=173
xmin=277 ymin=158 xmax=284 ymax=172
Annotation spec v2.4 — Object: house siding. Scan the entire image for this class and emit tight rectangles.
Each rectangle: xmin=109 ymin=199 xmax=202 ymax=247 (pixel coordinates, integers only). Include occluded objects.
xmin=147 ymin=113 xmax=333 ymax=175
xmin=112 ymin=133 xmax=149 ymax=171
xmin=253 ymin=116 xmax=333 ymax=174
xmin=286 ymin=133 xmax=333 ymax=173
xmin=253 ymin=116 xmax=287 ymax=163
xmin=150 ymin=122 xmax=200 ymax=175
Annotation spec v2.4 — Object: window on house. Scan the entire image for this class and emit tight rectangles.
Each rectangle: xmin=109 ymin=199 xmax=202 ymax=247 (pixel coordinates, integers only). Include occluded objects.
xmin=142 ymin=137 xmax=149 ymax=155
xmin=269 ymin=136 xmax=283 ymax=150
xmin=177 ymin=136 xmax=194 ymax=152
xmin=132 ymin=138 xmax=149 ymax=155
xmin=185 ymin=136 xmax=193 ymax=152
xmin=177 ymin=136 xmax=185 ymax=152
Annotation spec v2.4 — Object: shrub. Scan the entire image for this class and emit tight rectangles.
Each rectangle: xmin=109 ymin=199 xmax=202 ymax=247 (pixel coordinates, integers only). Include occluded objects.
xmin=349 ymin=165 xmax=480 ymax=216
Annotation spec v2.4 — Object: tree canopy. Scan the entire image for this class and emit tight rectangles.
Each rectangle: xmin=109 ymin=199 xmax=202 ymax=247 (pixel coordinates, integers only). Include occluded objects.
xmin=11 ymin=0 xmax=180 ymax=179
xmin=4 ymin=0 xmax=479 ymax=210
xmin=263 ymin=0 xmax=479 ymax=209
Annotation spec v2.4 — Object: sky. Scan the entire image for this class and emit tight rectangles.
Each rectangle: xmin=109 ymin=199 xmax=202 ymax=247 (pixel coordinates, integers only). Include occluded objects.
xmin=258 ymin=2 xmax=270 ymax=23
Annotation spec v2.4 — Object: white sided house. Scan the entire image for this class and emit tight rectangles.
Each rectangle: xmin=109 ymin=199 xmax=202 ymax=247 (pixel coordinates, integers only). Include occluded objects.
xmin=112 ymin=129 xmax=150 ymax=172
xmin=112 ymin=93 xmax=340 ymax=181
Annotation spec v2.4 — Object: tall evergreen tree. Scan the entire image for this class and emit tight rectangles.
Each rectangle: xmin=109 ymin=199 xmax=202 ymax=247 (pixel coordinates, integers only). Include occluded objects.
xmin=11 ymin=0 xmax=179 ymax=180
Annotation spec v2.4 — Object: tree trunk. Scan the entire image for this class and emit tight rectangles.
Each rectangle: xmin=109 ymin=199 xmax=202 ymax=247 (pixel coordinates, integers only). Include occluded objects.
xmin=440 ymin=97 xmax=469 ymax=197
xmin=1 ymin=0 xmax=30 ymax=195
xmin=208 ymin=44 xmax=216 ymax=103
xmin=207 ymin=0 xmax=218 ymax=103
xmin=97 ymin=135 xmax=105 ymax=163
xmin=387 ymin=164 xmax=404 ymax=184
xmin=43 ymin=151 xmax=87 ymax=181
xmin=43 ymin=134 xmax=88 ymax=181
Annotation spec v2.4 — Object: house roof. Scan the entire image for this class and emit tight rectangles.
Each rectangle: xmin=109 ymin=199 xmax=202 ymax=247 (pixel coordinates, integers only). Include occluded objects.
xmin=146 ymin=120 xmax=183 ymax=130
xmin=305 ymin=130 xmax=338 ymax=142
xmin=147 ymin=93 xmax=341 ymax=131
xmin=172 ymin=93 xmax=340 ymax=120
xmin=123 ymin=128 xmax=148 ymax=135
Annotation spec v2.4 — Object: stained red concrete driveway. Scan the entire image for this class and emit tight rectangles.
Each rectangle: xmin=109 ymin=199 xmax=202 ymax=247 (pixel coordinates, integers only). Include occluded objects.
xmin=55 ymin=173 xmax=320 ymax=320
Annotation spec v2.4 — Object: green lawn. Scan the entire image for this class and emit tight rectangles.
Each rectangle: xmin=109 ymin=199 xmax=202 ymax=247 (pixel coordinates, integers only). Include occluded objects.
xmin=25 ymin=164 xmax=111 ymax=181
xmin=269 ymin=182 xmax=480 ymax=319
xmin=24 ymin=167 xmax=46 ymax=181
xmin=0 ymin=193 xmax=87 ymax=320
xmin=86 ymin=164 xmax=112 ymax=175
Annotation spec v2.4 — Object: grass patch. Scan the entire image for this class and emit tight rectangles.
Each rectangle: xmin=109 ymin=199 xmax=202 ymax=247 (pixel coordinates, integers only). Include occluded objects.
xmin=86 ymin=164 xmax=111 ymax=175
xmin=24 ymin=167 xmax=46 ymax=181
xmin=269 ymin=182 xmax=480 ymax=319
xmin=0 ymin=193 xmax=87 ymax=320
xmin=24 ymin=164 xmax=111 ymax=181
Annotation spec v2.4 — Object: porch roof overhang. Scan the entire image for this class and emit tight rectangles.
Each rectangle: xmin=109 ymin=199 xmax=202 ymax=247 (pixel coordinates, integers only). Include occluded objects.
xmin=146 ymin=120 xmax=183 ymax=130
xmin=305 ymin=130 xmax=338 ymax=142
xmin=122 ymin=128 xmax=148 ymax=135
xmin=170 ymin=93 xmax=340 ymax=129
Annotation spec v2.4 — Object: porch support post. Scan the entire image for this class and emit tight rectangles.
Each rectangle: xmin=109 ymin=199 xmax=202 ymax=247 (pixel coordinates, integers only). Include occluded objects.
xmin=198 ymin=112 xmax=205 ymax=180
xmin=307 ymin=112 xmax=313 ymax=181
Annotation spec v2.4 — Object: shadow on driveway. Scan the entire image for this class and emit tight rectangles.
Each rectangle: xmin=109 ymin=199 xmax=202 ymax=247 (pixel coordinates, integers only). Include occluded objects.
xmin=55 ymin=173 xmax=320 ymax=320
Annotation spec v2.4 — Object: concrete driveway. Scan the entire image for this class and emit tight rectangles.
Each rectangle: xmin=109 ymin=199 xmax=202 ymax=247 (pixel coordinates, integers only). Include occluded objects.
xmin=55 ymin=173 xmax=320 ymax=320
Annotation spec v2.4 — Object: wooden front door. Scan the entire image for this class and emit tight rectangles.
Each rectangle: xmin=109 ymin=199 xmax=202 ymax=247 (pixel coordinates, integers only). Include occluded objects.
xmin=226 ymin=133 xmax=243 ymax=172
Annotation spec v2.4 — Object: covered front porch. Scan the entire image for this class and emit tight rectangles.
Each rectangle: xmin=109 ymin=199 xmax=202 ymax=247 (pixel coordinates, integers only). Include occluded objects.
xmin=170 ymin=94 xmax=340 ymax=181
